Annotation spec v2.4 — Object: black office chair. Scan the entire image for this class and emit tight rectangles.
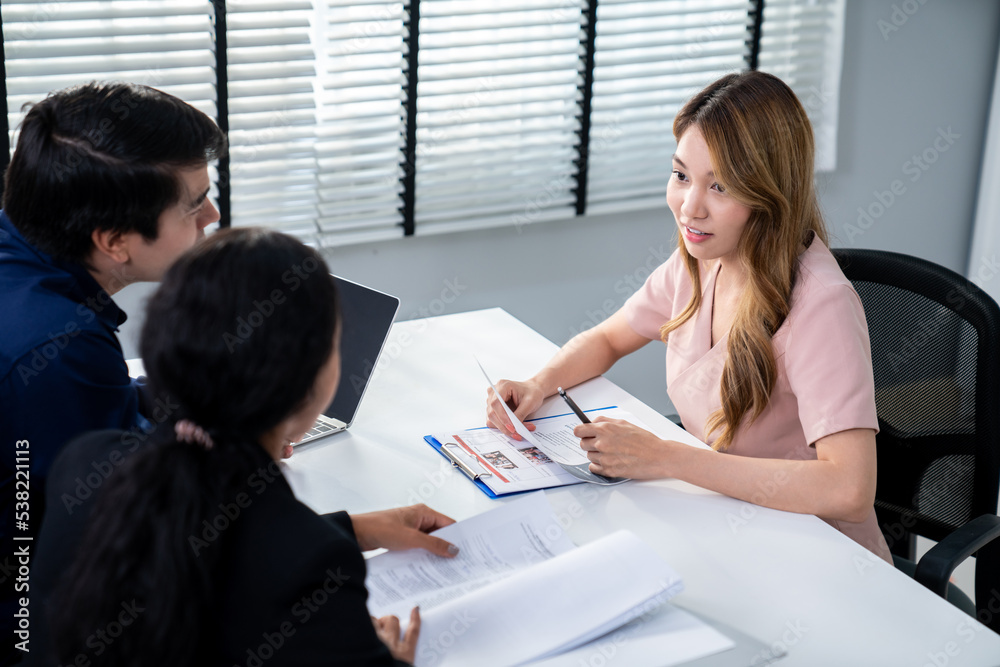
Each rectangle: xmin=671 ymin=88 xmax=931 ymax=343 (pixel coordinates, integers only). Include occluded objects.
xmin=833 ymin=248 xmax=1000 ymax=632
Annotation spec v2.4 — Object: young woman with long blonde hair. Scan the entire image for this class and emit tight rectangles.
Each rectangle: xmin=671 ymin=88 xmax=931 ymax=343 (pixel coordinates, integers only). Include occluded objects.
xmin=487 ymin=71 xmax=892 ymax=563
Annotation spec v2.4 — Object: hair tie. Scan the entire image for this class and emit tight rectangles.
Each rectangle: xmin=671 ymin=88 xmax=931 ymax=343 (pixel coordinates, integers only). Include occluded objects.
xmin=174 ymin=419 xmax=215 ymax=450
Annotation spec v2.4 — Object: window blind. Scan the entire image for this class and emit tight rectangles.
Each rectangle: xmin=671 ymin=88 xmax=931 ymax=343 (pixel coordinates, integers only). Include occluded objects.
xmin=2 ymin=1 xmax=219 ymax=218
xmin=3 ymin=1 xmax=216 ymax=155
xmin=2 ymin=1 xmax=846 ymax=245
xmin=226 ymin=1 xmax=318 ymax=240
xmin=313 ymin=1 xmax=408 ymax=244
xmin=757 ymin=0 xmax=846 ymax=171
xmin=227 ymin=0 xmax=408 ymax=246
xmin=413 ymin=0 xmax=587 ymax=235
xmin=586 ymin=0 xmax=752 ymax=216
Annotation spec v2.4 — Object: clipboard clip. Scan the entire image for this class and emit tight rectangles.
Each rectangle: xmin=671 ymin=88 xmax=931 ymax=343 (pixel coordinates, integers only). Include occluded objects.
xmin=442 ymin=443 xmax=493 ymax=482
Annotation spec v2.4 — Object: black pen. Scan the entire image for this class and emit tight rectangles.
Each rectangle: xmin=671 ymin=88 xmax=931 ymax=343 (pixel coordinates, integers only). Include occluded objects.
xmin=557 ymin=387 xmax=591 ymax=424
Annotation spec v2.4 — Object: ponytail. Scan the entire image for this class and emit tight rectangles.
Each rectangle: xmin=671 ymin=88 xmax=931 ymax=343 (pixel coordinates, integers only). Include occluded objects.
xmin=50 ymin=432 xmax=266 ymax=666
xmin=48 ymin=228 xmax=339 ymax=663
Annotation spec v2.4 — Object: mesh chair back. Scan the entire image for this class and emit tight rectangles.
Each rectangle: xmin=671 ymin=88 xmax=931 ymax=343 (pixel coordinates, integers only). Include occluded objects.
xmin=832 ymin=249 xmax=1000 ymax=558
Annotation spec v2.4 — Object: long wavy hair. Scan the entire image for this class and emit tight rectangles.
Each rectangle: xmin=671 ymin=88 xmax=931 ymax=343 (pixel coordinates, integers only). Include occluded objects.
xmin=49 ymin=228 xmax=339 ymax=666
xmin=659 ymin=71 xmax=828 ymax=451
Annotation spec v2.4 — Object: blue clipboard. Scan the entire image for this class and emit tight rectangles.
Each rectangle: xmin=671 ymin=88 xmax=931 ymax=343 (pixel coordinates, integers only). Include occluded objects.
xmin=424 ymin=434 xmax=507 ymax=499
xmin=423 ymin=407 xmax=621 ymax=499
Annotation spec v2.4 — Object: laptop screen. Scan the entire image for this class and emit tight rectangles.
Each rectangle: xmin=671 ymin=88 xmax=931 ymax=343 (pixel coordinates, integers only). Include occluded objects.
xmin=324 ymin=275 xmax=400 ymax=427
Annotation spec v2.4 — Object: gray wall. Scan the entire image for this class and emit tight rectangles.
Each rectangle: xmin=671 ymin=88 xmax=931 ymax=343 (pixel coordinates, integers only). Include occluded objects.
xmin=822 ymin=0 xmax=1000 ymax=272
xmin=115 ymin=0 xmax=1000 ymax=419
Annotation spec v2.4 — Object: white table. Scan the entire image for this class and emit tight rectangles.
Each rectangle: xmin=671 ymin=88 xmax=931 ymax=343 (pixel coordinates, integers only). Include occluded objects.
xmin=282 ymin=308 xmax=1000 ymax=665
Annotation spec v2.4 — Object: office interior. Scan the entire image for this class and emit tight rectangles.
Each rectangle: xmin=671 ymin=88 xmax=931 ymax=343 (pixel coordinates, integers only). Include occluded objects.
xmin=15 ymin=0 xmax=1000 ymax=611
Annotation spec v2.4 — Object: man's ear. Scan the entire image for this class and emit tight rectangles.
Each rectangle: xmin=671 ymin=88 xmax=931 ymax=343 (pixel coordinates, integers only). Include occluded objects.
xmin=90 ymin=227 xmax=131 ymax=265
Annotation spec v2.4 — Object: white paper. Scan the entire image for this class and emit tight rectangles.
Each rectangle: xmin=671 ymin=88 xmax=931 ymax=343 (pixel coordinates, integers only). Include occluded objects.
xmin=526 ymin=604 xmax=736 ymax=667
xmin=366 ymin=492 xmax=575 ymax=619
xmin=416 ymin=530 xmax=683 ymax=667
xmin=364 ymin=492 xmax=690 ymax=667
xmin=475 ymin=358 xmax=633 ymax=486
xmin=432 ymin=406 xmax=646 ymax=495
xmin=476 ymin=356 xmax=583 ymax=465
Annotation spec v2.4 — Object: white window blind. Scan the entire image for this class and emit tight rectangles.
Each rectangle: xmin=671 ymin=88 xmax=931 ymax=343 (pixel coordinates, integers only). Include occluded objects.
xmin=757 ymin=0 xmax=846 ymax=171
xmin=314 ymin=1 xmax=408 ymax=244
xmin=587 ymin=0 xmax=752 ymax=216
xmin=414 ymin=0 xmax=586 ymax=235
xmin=3 ymin=1 xmax=217 ymax=157
xmin=2 ymin=1 xmax=845 ymax=245
xmin=226 ymin=1 xmax=318 ymax=240
xmin=227 ymin=0 xmax=407 ymax=246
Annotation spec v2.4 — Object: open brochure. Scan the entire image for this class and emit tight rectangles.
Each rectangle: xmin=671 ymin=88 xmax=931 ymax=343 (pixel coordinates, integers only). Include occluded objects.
xmin=475 ymin=358 xmax=627 ymax=485
xmin=425 ymin=406 xmax=646 ymax=497
xmin=364 ymin=492 xmax=703 ymax=667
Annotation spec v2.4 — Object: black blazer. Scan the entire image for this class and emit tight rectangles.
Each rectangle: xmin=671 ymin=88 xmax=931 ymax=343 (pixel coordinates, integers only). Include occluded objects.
xmin=26 ymin=430 xmax=408 ymax=666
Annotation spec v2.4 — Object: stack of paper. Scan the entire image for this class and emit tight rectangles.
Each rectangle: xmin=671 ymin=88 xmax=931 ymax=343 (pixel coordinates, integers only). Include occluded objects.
xmin=365 ymin=492 xmax=731 ymax=666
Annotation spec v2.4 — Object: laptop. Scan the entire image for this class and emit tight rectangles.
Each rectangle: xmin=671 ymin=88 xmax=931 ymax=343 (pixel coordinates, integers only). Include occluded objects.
xmin=296 ymin=275 xmax=401 ymax=445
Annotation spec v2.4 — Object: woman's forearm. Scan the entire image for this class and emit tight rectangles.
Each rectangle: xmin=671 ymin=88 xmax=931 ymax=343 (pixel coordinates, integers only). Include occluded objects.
xmin=668 ymin=429 xmax=877 ymax=523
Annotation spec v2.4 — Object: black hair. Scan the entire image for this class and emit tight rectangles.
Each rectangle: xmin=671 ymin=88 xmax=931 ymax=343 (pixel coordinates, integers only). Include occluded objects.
xmin=3 ymin=81 xmax=227 ymax=264
xmin=49 ymin=228 xmax=339 ymax=666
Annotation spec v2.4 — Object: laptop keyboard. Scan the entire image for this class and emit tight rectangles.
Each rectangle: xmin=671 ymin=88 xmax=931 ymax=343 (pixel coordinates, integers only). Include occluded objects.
xmin=297 ymin=415 xmax=344 ymax=445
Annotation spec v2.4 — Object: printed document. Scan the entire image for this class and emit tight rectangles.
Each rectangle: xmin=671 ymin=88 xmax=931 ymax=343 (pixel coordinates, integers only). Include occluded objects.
xmin=365 ymin=492 xmax=693 ymax=667
xmin=428 ymin=406 xmax=646 ymax=496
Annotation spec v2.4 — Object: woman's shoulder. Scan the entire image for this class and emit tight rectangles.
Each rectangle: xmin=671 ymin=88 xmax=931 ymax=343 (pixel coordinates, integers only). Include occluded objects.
xmin=789 ymin=238 xmax=861 ymax=313
xmin=795 ymin=238 xmax=852 ymax=291
xmin=781 ymin=239 xmax=868 ymax=344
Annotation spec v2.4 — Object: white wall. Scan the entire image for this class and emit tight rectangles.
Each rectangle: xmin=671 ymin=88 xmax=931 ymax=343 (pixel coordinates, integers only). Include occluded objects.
xmin=116 ymin=0 xmax=1000 ymax=422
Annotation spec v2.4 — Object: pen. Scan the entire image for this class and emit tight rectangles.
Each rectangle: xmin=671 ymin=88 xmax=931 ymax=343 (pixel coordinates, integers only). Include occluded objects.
xmin=557 ymin=387 xmax=591 ymax=424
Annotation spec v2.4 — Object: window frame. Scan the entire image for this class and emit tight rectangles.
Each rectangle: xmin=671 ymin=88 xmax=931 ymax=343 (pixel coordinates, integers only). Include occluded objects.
xmin=1 ymin=1 xmax=842 ymax=243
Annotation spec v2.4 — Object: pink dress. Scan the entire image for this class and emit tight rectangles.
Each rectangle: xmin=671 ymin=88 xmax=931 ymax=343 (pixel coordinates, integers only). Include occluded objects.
xmin=623 ymin=239 xmax=893 ymax=563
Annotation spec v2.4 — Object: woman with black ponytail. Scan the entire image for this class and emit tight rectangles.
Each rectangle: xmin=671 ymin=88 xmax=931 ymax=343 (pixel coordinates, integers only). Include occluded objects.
xmin=29 ymin=228 xmax=457 ymax=666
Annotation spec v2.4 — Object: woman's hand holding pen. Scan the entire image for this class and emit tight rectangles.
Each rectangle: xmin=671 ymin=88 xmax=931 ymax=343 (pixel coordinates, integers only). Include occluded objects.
xmin=575 ymin=418 xmax=681 ymax=479
xmin=486 ymin=379 xmax=546 ymax=441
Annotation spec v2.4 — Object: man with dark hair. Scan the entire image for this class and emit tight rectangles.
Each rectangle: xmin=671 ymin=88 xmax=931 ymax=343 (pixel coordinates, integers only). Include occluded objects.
xmin=0 ymin=81 xmax=226 ymax=534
